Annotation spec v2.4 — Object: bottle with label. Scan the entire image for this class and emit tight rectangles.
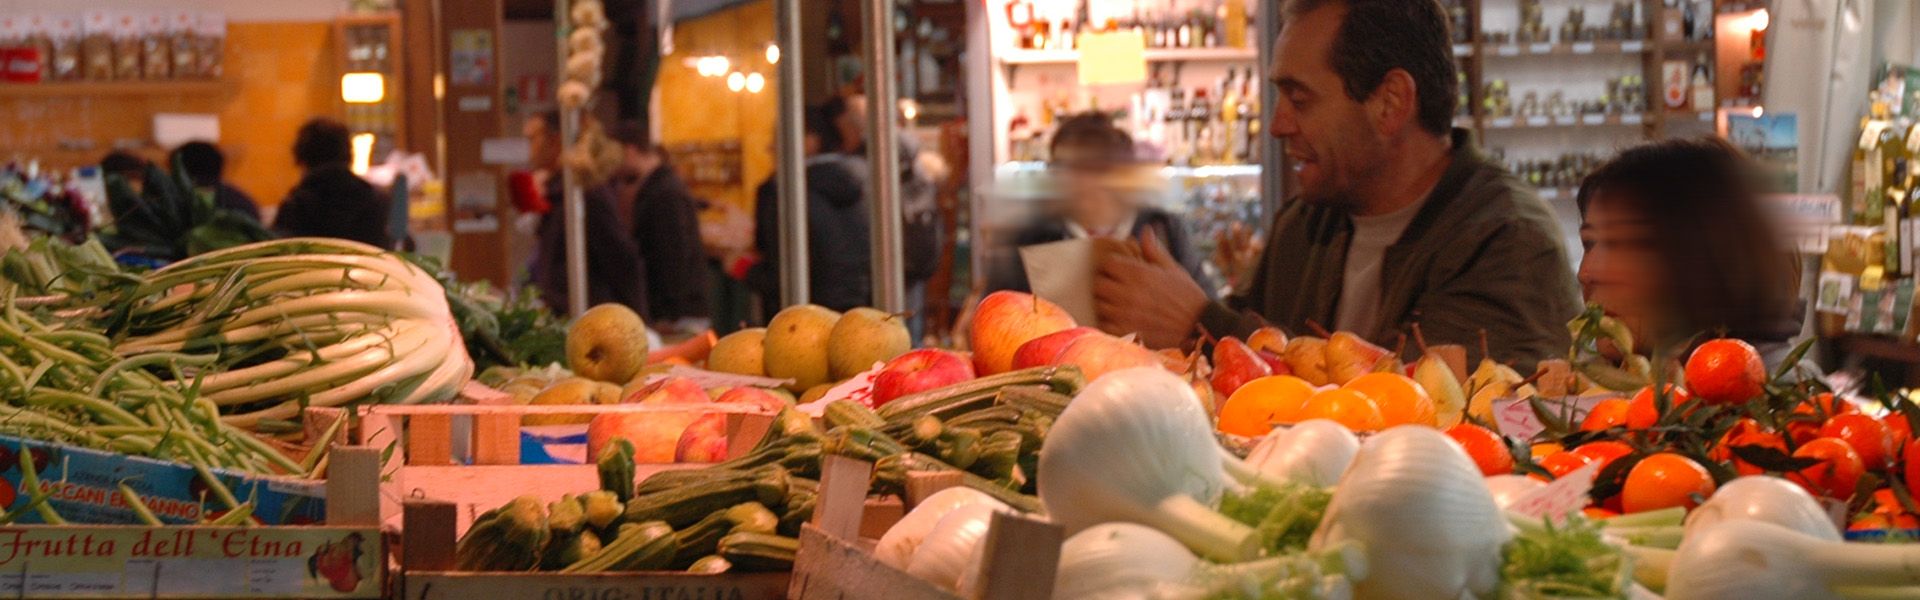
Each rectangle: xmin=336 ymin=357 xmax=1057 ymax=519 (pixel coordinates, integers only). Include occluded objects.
xmin=1218 ymin=71 xmax=1241 ymax=163
xmin=1888 ymin=163 xmax=1905 ymax=276
xmin=1189 ymin=88 xmax=1213 ymax=165
xmin=1240 ymin=67 xmax=1261 ymax=164
xmin=1881 ymin=110 xmax=1910 ymax=227
xmin=1007 ymin=1 xmax=1035 ymax=50
xmin=1166 ymin=87 xmax=1188 ymax=165
xmin=1863 ymin=99 xmax=1891 ymax=225
xmin=1689 ymin=54 xmax=1713 ymax=111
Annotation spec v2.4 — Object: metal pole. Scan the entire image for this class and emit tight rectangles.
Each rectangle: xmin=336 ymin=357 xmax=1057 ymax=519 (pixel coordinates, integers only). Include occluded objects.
xmin=1258 ymin=0 xmax=1285 ymax=216
xmin=863 ymin=0 xmax=905 ymax=312
xmin=776 ymin=0 xmax=810 ymax=307
xmin=557 ymin=0 xmax=589 ymax=318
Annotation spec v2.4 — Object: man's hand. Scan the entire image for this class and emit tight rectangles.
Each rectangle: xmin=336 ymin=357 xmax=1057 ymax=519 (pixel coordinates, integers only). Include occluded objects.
xmin=1095 ymin=229 xmax=1210 ymax=350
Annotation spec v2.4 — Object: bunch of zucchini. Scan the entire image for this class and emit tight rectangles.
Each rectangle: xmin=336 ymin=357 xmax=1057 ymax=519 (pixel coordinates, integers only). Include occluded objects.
xmin=451 ymin=366 xmax=1088 ymax=573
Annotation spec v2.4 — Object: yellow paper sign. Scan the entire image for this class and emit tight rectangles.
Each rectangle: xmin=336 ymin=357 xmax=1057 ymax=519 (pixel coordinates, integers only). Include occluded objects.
xmin=1077 ymin=31 xmax=1147 ymax=86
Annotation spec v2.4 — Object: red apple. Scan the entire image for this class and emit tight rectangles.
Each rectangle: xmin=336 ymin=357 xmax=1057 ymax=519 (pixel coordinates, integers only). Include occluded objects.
xmin=1053 ymin=333 xmax=1165 ymax=381
xmin=587 ymin=377 xmax=711 ymax=463
xmin=712 ymin=386 xmax=791 ymax=412
xmin=1211 ymin=337 xmax=1272 ymax=398
xmin=1012 ymin=327 xmax=1100 ymax=370
xmin=969 ymin=291 xmax=1077 ymax=375
xmin=674 ymin=413 xmax=730 ymax=462
xmin=1256 ymin=350 xmax=1291 ymax=375
xmin=872 ymin=348 xmax=977 ymax=406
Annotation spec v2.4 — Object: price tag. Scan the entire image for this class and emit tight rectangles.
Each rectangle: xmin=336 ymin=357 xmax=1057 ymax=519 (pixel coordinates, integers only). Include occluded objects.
xmin=1453 ymin=43 xmax=1472 ymax=56
xmin=1490 ymin=117 xmax=1516 ymax=128
xmin=1508 ymin=461 xmax=1600 ymax=524
xmin=1582 ymin=114 xmax=1605 ymax=125
xmin=1622 ymin=113 xmax=1645 ymax=125
xmin=1621 ymin=40 xmax=1645 ymax=52
xmin=1571 ymin=42 xmax=1595 ymax=54
xmin=1529 ymin=43 xmax=1553 ymax=54
xmin=1527 ymin=116 xmax=1550 ymax=127
xmin=1554 ymin=116 xmax=1576 ymax=126
xmin=1497 ymin=45 xmax=1520 ymax=56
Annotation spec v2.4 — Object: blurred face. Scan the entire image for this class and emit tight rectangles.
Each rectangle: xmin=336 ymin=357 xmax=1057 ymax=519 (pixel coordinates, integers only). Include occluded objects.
xmin=1578 ymin=191 xmax=1669 ymax=348
xmin=524 ymin=118 xmax=561 ymax=170
xmin=1058 ymin=166 xmax=1135 ymax=234
xmin=1269 ymin=6 xmax=1389 ymax=210
xmin=836 ymin=95 xmax=868 ymax=153
xmin=622 ymin=145 xmax=662 ymax=180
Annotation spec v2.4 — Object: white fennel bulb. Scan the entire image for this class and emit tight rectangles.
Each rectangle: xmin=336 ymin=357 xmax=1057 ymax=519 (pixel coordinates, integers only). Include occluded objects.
xmin=1310 ymin=425 xmax=1509 ymax=600
xmin=905 ymin=501 xmax=1012 ymax=591
xmin=1668 ymin=520 xmax=1920 ymax=600
xmin=1246 ymin=419 xmax=1360 ymax=487
xmin=1684 ymin=475 xmax=1841 ymax=542
xmin=1037 ymin=367 xmax=1257 ymax=561
xmin=1052 ymin=523 xmax=1200 ymax=600
xmin=875 ymin=487 xmax=1006 ymax=570
xmin=1483 ymin=474 xmax=1547 ymax=510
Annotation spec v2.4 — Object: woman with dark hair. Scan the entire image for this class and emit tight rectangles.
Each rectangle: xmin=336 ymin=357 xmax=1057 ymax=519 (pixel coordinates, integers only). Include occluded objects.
xmin=985 ymin=113 xmax=1211 ymax=295
xmin=272 ymin=118 xmax=393 ymax=248
xmin=1577 ymin=136 xmax=1806 ymax=369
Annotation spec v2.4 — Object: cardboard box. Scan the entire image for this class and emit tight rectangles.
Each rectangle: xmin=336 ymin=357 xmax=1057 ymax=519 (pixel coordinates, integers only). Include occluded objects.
xmin=0 ymin=435 xmax=325 ymax=526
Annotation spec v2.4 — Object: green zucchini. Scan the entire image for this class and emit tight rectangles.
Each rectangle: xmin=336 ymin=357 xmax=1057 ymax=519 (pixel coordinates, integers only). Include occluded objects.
xmin=876 ymin=366 xmax=1085 ymax=421
xmin=580 ymin=490 xmax=622 ymax=530
xmin=542 ymin=530 xmax=602 ymax=570
xmin=623 ymin=467 xmax=789 ymax=528
xmin=547 ymin=495 xmax=586 ymax=536
xmin=687 ymin=555 xmax=732 ymax=574
xmin=562 ymin=520 xmax=675 ymax=573
xmin=598 ymin=438 xmax=637 ymax=502
xmin=717 ymin=532 xmax=799 ymax=572
xmin=823 ymin=399 xmax=887 ymax=430
xmin=454 ymin=495 xmax=549 ymax=571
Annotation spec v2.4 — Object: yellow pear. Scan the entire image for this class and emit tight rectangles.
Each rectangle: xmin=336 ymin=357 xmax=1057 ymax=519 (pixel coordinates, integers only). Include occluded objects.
xmin=827 ymin=307 xmax=910 ymax=380
xmin=708 ymin=328 xmax=769 ymax=376
xmin=1283 ymin=336 xmax=1331 ymax=386
xmin=566 ymin=304 xmax=650 ymax=383
xmin=1325 ymin=331 xmax=1391 ymax=385
xmin=525 ymin=378 xmax=621 ymax=426
xmin=763 ymin=304 xmax=842 ymax=392
xmin=1413 ymin=354 xmax=1468 ymax=428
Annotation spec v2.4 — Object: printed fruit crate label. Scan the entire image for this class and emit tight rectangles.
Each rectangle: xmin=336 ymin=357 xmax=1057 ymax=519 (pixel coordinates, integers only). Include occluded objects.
xmin=1507 ymin=461 xmax=1599 ymax=523
xmin=0 ymin=526 xmax=380 ymax=598
xmin=1491 ymin=393 xmax=1621 ymax=440
xmin=0 ymin=436 xmax=325 ymax=526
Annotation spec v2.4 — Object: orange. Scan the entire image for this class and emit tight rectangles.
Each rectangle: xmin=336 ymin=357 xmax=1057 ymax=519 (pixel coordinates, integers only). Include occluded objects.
xmin=1444 ymin=423 xmax=1513 ymax=476
xmin=1531 ymin=442 xmax=1564 ymax=459
xmin=1819 ymin=414 xmax=1895 ymax=471
xmin=1685 ymin=339 xmax=1766 ymax=406
xmin=1569 ymin=440 xmax=1634 ymax=474
xmin=1535 ymin=451 xmax=1595 ymax=482
xmin=1626 ymin=385 xmax=1694 ymax=429
xmin=1302 ymin=388 xmax=1386 ymax=432
xmin=1789 ymin=393 xmax=1857 ymax=444
xmin=1345 ymin=373 xmax=1436 ymax=427
xmin=1621 ymin=453 xmax=1716 ymax=513
xmin=1583 ymin=507 xmax=1620 ymax=520
xmin=1218 ymin=375 xmax=1317 ymax=437
xmin=1580 ymin=399 xmax=1633 ymax=431
xmin=1788 ymin=438 xmax=1865 ymax=500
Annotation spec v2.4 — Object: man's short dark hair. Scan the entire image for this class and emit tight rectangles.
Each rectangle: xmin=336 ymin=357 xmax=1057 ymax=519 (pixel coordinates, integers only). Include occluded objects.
xmin=293 ymin=118 xmax=353 ymax=168
xmin=1283 ymin=0 xmax=1458 ymax=135
xmin=172 ymin=141 xmax=225 ymax=186
xmin=1049 ymin=113 xmax=1137 ymax=166
xmin=99 ymin=151 xmax=148 ymax=179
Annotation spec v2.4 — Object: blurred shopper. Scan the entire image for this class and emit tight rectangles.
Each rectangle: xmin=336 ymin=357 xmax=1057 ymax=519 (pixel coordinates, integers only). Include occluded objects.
xmin=100 ymin=151 xmax=149 ymax=188
xmin=516 ymin=111 xmax=565 ymax=214
xmin=1093 ymin=0 xmax=1580 ymax=369
xmin=170 ymin=141 xmax=261 ymax=222
xmin=987 ymin=113 xmax=1210 ymax=295
xmin=1577 ymin=137 xmax=1806 ymax=370
xmin=744 ymin=105 xmax=873 ymax=313
xmin=273 ymin=118 xmax=393 ymax=248
xmin=529 ymin=118 xmax=650 ymax=318
xmin=606 ymin=123 xmax=711 ymax=327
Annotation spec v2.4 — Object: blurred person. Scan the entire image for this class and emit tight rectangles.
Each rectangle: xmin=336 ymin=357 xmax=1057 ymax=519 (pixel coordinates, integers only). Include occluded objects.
xmin=1577 ymin=137 xmax=1806 ymax=370
xmin=99 ymin=151 xmax=148 ymax=186
xmin=821 ymin=93 xmax=942 ymax=330
xmin=514 ymin=111 xmax=565 ymax=214
xmin=986 ymin=113 xmax=1210 ymax=295
xmin=170 ymin=141 xmax=261 ymax=222
xmin=743 ymin=105 xmax=873 ymax=313
xmin=1093 ymin=0 xmax=1580 ymax=369
xmin=529 ymin=119 xmax=650 ymax=318
xmin=606 ymin=123 xmax=711 ymax=327
xmin=273 ymin=118 xmax=393 ymax=248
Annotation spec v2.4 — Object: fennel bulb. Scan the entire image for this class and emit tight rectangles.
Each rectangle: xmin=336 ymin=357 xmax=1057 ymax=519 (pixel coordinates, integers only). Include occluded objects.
xmin=1050 ymin=523 xmax=1367 ymax=600
xmin=875 ymin=487 xmax=1007 ymax=570
xmin=1246 ymin=419 xmax=1359 ymax=487
xmin=1037 ymin=367 xmax=1258 ymax=561
xmin=1667 ymin=520 xmax=1920 ymax=600
xmin=1310 ymin=425 xmax=1509 ymax=600
xmin=905 ymin=501 xmax=1013 ymax=591
xmin=1683 ymin=475 xmax=1841 ymax=542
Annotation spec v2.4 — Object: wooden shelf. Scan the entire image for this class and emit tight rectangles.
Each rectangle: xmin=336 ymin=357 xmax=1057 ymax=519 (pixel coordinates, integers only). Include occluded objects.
xmin=1483 ymin=113 xmax=1649 ymax=130
xmin=1479 ymin=39 xmax=1650 ymax=58
xmin=998 ymin=46 xmax=1257 ymax=66
xmin=0 ymin=81 xmax=230 ymax=98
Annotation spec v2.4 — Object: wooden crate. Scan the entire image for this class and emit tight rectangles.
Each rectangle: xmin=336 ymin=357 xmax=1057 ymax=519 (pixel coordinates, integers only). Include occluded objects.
xmin=398 ymin=500 xmax=790 ymax=600
xmin=788 ymin=456 xmax=1063 ymax=600
xmin=0 ymin=447 xmax=386 ymax=599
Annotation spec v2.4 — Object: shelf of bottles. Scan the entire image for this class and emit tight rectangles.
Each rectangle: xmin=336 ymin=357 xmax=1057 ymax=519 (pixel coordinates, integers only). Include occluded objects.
xmin=1815 ymin=66 xmax=1920 ymax=342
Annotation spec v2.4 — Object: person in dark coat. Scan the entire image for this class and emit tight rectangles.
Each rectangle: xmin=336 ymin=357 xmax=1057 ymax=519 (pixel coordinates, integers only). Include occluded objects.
xmin=170 ymin=141 xmax=262 ymax=222
xmin=986 ymin=114 xmax=1211 ymax=295
xmin=745 ymin=106 xmax=874 ymax=314
xmin=272 ymin=118 xmax=393 ymax=248
xmin=606 ymin=123 xmax=711 ymax=325
xmin=526 ymin=113 xmax=650 ymax=318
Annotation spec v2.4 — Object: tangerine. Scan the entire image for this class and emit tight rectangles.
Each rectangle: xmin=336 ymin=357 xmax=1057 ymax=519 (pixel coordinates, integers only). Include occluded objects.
xmin=1301 ymin=388 xmax=1385 ymax=432
xmin=1621 ymin=453 xmax=1715 ymax=513
xmin=1580 ymin=399 xmax=1633 ymax=431
xmin=1535 ymin=451 xmax=1594 ymax=482
xmin=1626 ymin=384 xmax=1693 ymax=429
xmin=1819 ymin=414 xmax=1895 ymax=471
xmin=1570 ymin=440 xmax=1634 ymax=473
xmin=1444 ymin=423 xmax=1514 ymax=476
xmin=1685 ymin=339 xmax=1765 ymax=405
xmin=1789 ymin=438 xmax=1865 ymax=500
xmin=1218 ymin=375 xmax=1317 ymax=437
xmin=1345 ymin=373 xmax=1436 ymax=427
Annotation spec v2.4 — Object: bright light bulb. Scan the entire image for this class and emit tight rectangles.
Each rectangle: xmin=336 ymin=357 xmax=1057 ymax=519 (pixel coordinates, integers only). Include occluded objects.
xmin=727 ymin=71 xmax=746 ymax=92
xmin=710 ymin=56 xmax=731 ymax=77
xmin=1750 ymin=8 xmax=1769 ymax=32
xmin=766 ymin=44 xmax=780 ymax=65
xmin=1751 ymin=106 xmax=1764 ymax=118
xmin=341 ymin=72 xmax=385 ymax=103
xmin=745 ymin=72 xmax=765 ymax=93
xmin=350 ymin=133 xmax=375 ymax=175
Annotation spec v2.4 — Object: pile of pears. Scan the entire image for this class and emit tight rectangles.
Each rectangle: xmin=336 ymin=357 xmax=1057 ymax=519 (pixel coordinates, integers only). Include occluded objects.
xmin=1263 ymin=328 xmax=1537 ymax=429
xmin=709 ymin=304 xmax=913 ymax=400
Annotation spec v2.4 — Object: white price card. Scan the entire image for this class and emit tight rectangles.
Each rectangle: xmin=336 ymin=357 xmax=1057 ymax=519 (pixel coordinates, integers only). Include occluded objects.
xmin=1508 ymin=461 xmax=1600 ymax=524
xmin=1497 ymin=45 xmax=1519 ymax=56
xmin=1529 ymin=43 xmax=1553 ymax=54
xmin=1490 ymin=117 xmax=1516 ymax=128
xmin=1582 ymin=114 xmax=1605 ymax=125
xmin=1621 ymin=113 xmax=1644 ymax=125
xmin=1571 ymin=42 xmax=1595 ymax=54
xmin=1526 ymin=116 xmax=1550 ymax=127
xmin=1621 ymin=41 xmax=1644 ymax=52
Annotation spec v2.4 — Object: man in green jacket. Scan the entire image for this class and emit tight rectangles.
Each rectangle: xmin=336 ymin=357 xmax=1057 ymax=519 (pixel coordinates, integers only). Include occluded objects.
xmin=1096 ymin=0 xmax=1581 ymax=369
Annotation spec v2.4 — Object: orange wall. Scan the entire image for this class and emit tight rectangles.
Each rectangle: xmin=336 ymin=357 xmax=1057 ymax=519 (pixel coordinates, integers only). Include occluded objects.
xmin=0 ymin=22 xmax=339 ymax=209
xmin=657 ymin=0 xmax=776 ymax=212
